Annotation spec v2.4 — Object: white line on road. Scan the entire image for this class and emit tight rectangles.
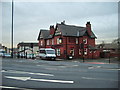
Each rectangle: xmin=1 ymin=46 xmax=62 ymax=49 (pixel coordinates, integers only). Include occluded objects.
xmin=4 ymin=76 xmax=74 ymax=84
xmin=88 ymin=66 xmax=102 ymax=69
xmin=30 ymin=78 xmax=74 ymax=84
xmin=105 ymin=68 xmax=120 ymax=70
xmin=81 ymin=77 xmax=118 ymax=81
xmin=0 ymin=86 xmax=34 ymax=90
xmin=5 ymin=76 xmax=31 ymax=81
xmin=1 ymin=70 xmax=54 ymax=76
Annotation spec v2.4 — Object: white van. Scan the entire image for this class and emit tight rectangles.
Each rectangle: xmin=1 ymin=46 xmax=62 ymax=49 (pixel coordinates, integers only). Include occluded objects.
xmin=39 ymin=48 xmax=56 ymax=60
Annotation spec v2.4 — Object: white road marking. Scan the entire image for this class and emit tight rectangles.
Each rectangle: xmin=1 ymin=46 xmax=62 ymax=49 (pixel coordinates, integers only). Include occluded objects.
xmin=4 ymin=76 xmax=74 ymax=84
xmin=1 ymin=70 xmax=54 ymax=76
xmin=5 ymin=76 xmax=31 ymax=81
xmin=30 ymin=78 xmax=74 ymax=84
xmin=105 ymin=68 xmax=120 ymax=70
xmin=82 ymin=77 xmax=96 ymax=80
xmin=88 ymin=66 xmax=102 ymax=69
xmin=45 ymin=68 xmax=58 ymax=70
xmin=58 ymin=65 xmax=78 ymax=68
xmin=0 ymin=86 xmax=33 ymax=90
xmin=82 ymin=77 xmax=118 ymax=81
xmin=88 ymin=66 xmax=94 ymax=69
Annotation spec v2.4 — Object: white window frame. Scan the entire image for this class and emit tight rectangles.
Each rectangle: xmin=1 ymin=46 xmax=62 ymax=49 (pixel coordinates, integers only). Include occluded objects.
xmin=79 ymin=49 xmax=81 ymax=55
xmin=76 ymin=38 xmax=78 ymax=44
xmin=90 ymin=50 xmax=92 ymax=53
xmin=84 ymin=48 xmax=87 ymax=55
xmin=52 ymin=39 xmax=54 ymax=45
xmin=83 ymin=38 xmax=87 ymax=44
xmin=70 ymin=49 xmax=74 ymax=56
xmin=47 ymin=40 xmax=49 ymax=45
xmin=57 ymin=38 xmax=59 ymax=44
xmin=56 ymin=49 xmax=60 ymax=56
xmin=41 ymin=40 xmax=43 ymax=46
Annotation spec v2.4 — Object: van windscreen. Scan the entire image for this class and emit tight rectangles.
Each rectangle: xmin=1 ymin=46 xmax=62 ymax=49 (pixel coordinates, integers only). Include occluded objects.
xmin=46 ymin=50 xmax=55 ymax=54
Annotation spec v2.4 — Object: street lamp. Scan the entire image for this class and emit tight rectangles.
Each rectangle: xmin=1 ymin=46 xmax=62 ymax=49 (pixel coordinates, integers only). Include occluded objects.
xmin=81 ymin=43 xmax=84 ymax=62
xmin=11 ymin=0 xmax=14 ymax=58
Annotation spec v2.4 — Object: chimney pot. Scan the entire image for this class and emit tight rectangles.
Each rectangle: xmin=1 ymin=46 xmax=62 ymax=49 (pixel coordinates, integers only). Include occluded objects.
xmin=87 ymin=21 xmax=90 ymax=25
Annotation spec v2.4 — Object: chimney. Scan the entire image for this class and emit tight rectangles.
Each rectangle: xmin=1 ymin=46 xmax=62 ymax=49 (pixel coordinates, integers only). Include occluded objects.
xmin=86 ymin=21 xmax=91 ymax=36
xmin=61 ymin=20 xmax=65 ymax=25
xmin=50 ymin=25 xmax=54 ymax=35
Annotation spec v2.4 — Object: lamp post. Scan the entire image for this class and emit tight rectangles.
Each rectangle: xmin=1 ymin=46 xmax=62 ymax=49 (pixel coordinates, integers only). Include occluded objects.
xmin=30 ymin=43 xmax=34 ymax=59
xmin=11 ymin=0 xmax=14 ymax=58
xmin=82 ymin=43 xmax=84 ymax=62
xmin=118 ymin=40 xmax=120 ymax=60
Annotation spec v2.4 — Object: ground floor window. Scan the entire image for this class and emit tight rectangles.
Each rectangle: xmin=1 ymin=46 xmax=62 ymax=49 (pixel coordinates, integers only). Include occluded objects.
xmin=84 ymin=48 xmax=87 ymax=55
xmin=70 ymin=49 xmax=74 ymax=56
xmin=56 ymin=49 xmax=61 ymax=56
xmin=79 ymin=49 xmax=82 ymax=55
xmin=90 ymin=50 xmax=92 ymax=53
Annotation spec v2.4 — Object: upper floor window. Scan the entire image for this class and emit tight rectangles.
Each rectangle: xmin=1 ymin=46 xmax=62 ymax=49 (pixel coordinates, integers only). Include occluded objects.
xmin=57 ymin=38 xmax=59 ymax=44
xmin=41 ymin=41 xmax=43 ymax=46
xmin=76 ymin=38 xmax=78 ymax=44
xmin=47 ymin=40 xmax=49 ymax=45
xmin=83 ymin=38 xmax=87 ymax=44
xmin=52 ymin=39 xmax=54 ymax=45
xmin=57 ymin=38 xmax=62 ymax=44
xmin=79 ymin=49 xmax=81 ymax=55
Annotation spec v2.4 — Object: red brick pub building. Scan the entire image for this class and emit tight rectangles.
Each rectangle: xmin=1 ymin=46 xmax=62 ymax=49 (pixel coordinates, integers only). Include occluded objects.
xmin=37 ymin=21 xmax=99 ymax=59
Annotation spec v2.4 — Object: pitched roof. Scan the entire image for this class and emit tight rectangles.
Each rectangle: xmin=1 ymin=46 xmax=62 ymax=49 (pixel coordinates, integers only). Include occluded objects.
xmin=18 ymin=42 xmax=38 ymax=47
xmin=57 ymin=24 xmax=96 ymax=38
xmin=37 ymin=23 xmax=97 ymax=40
xmin=37 ymin=29 xmax=49 ymax=40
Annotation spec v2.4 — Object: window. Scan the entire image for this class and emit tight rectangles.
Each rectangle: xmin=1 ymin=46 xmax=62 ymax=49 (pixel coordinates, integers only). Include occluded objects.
xmin=40 ymin=50 xmax=46 ymax=54
xmin=52 ymin=39 xmax=54 ymax=45
xmin=46 ymin=50 xmax=55 ymax=54
xmin=57 ymin=38 xmax=59 ymax=44
xmin=90 ymin=50 xmax=92 ymax=53
xmin=76 ymin=38 xmax=78 ymax=44
xmin=57 ymin=38 xmax=62 ymax=44
xmin=83 ymin=38 xmax=87 ymax=44
xmin=70 ymin=49 xmax=74 ymax=56
xmin=79 ymin=49 xmax=81 ymax=55
xmin=59 ymin=38 xmax=62 ymax=43
xmin=47 ymin=40 xmax=49 ymax=45
xmin=41 ymin=41 xmax=43 ymax=46
xmin=56 ymin=49 xmax=60 ymax=56
xmin=84 ymin=48 xmax=87 ymax=55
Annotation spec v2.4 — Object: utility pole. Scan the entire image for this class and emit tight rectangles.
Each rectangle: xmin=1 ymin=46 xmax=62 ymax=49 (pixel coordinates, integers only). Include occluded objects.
xmin=82 ymin=43 xmax=85 ymax=62
xmin=11 ymin=0 xmax=14 ymax=58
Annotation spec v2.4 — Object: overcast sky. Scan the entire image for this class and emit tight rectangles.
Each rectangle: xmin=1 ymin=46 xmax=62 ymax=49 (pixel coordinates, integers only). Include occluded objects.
xmin=1 ymin=1 xmax=118 ymax=48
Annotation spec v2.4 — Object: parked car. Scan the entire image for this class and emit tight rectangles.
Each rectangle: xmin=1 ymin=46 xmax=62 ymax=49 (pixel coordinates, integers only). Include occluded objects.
xmin=0 ymin=51 xmax=5 ymax=57
xmin=27 ymin=54 xmax=36 ymax=59
xmin=4 ymin=53 xmax=11 ymax=58
xmin=39 ymin=48 xmax=56 ymax=60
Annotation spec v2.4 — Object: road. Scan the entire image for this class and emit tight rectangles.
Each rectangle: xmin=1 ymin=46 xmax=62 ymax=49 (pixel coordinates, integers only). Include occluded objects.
xmin=0 ymin=58 xmax=119 ymax=89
